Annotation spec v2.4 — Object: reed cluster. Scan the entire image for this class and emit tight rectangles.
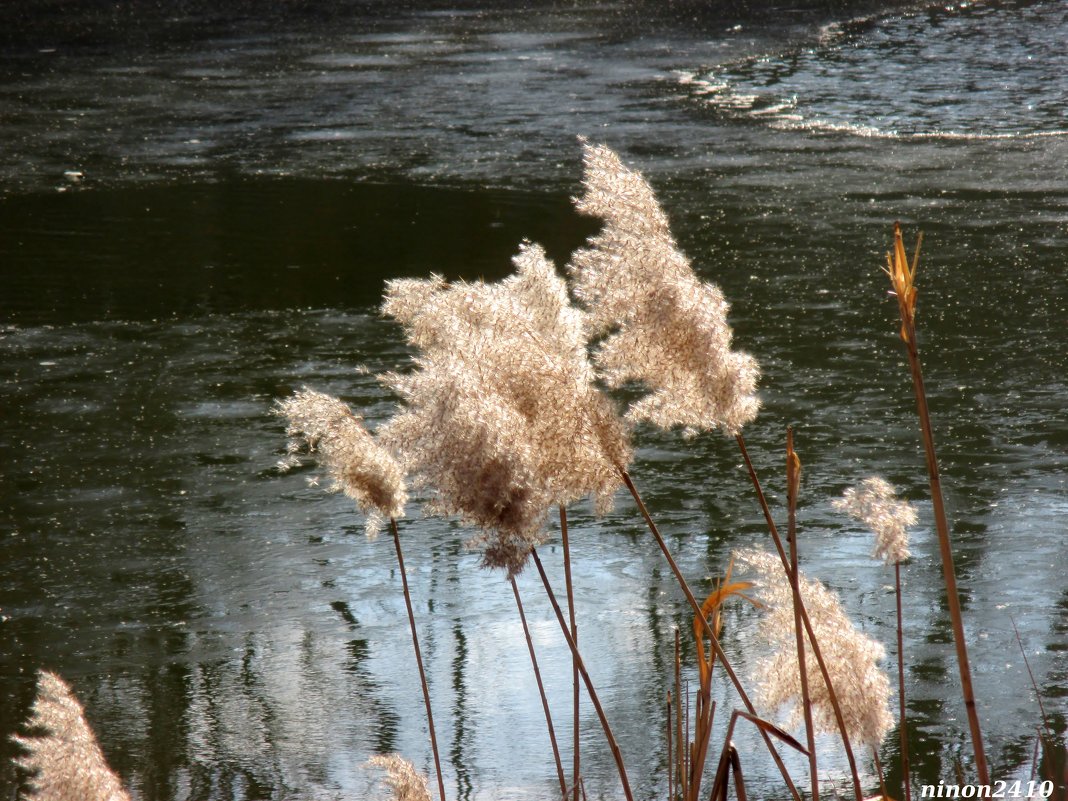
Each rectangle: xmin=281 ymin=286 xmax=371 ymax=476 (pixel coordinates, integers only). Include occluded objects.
xmin=11 ymin=144 xmax=1064 ymax=801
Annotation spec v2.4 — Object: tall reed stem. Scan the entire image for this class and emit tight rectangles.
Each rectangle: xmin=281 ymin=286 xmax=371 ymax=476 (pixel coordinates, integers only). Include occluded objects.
xmin=675 ymin=628 xmax=685 ymax=801
xmin=619 ymin=469 xmax=802 ymax=801
xmin=887 ymin=224 xmax=988 ymax=785
xmin=896 ymin=561 xmax=912 ymax=801
xmin=390 ymin=517 xmax=447 ymax=801
xmin=787 ymin=430 xmax=819 ymax=801
xmin=735 ymin=434 xmax=864 ymax=801
xmin=511 ymin=576 xmax=567 ymax=799
xmin=667 ymin=691 xmax=675 ymax=801
xmin=873 ymin=747 xmax=889 ymax=801
xmin=561 ymin=505 xmax=581 ymax=801
xmin=530 ymin=548 xmax=635 ymax=801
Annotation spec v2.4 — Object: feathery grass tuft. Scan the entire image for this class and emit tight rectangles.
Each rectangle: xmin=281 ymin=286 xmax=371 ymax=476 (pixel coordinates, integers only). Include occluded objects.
xmin=381 ymin=241 xmax=631 ymax=575
xmin=369 ymin=754 xmax=433 ymax=801
xmin=833 ymin=477 xmax=916 ymax=565
xmin=737 ymin=548 xmax=894 ymax=750
xmin=567 ymin=141 xmax=760 ymax=437
xmin=277 ymin=388 xmax=407 ymax=538
xmin=12 ymin=671 xmax=131 ymax=801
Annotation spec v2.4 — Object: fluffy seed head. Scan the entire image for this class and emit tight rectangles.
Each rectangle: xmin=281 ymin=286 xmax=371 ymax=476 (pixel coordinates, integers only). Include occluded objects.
xmin=381 ymin=359 xmax=552 ymax=575
xmin=12 ymin=671 xmax=132 ymax=801
xmin=368 ymin=754 xmax=432 ymax=801
xmin=567 ymin=141 xmax=760 ymax=437
xmin=381 ymin=242 xmax=631 ymax=575
xmin=277 ymin=388 xmax=407 ymax=538
xmin=833 ymin=477 xmax=916 ymax=564
xmin=736 ymin=548 xmax=894 ymax=749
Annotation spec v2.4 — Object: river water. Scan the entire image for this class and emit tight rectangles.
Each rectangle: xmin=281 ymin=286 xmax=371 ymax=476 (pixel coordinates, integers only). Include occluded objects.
xmin=1 ymin=1 xmax=1066 ymax=799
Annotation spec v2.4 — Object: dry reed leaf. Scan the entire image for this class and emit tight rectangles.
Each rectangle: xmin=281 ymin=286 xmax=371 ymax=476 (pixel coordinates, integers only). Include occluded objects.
xmin=884 ymin=222 xmax=922 ymax=342
xmin=733 ymin=710 xmax=809 ymax=755
xmin=693 ymin=563 xmax=758 ymax=686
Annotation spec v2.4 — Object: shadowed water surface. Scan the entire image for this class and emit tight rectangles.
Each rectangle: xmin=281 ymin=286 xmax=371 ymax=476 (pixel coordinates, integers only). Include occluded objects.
xmin=1 ymin=1 xmax=1066 ymax=799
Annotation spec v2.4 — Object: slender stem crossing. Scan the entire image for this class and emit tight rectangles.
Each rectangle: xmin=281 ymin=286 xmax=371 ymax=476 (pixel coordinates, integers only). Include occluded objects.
xmin=511 ymin=576 xmax=567 ymax=799
xmin=390 ymin=517 xmax=447 ymax=801
xmin=531 ymin=549 xmax=635 ymax=801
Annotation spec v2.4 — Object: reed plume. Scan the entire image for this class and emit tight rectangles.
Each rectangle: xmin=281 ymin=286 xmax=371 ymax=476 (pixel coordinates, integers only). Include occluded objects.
xmin=567 ymin=140 xmax=760 ymax=437
xmin=369 ymin=754 xmax=433 ymax=801
xmin=565 ymin=142 xmax=802 ymax=797
xmin=833 ymin=477 xmax=915 ymax=565
xmin=277 ymin=390 xmax=445 ymax=801
xmin=381 ymin=241 xmax=631 ymax=575
xmin=737 ymin=548 xmax=894 ymax=750
xmin=12 ymin=671 xmax=131 ymax=801
xmin=276 ymin=388 xmax=407 ymax=538
xmin=834 ymin=476 xmax=917 ymax=801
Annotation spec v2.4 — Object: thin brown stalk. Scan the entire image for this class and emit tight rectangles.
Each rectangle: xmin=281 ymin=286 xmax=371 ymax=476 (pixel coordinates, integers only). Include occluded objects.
xmin=391 ymin=517 xmax=447 ymax=801
xmin=886 ymin=223 xmax=989 ymax=785
xmin=675 ymin=628 xmax=686 ymax=801
xmin=531 ymin=548 xmax=635 ymax=801
xmin=735 ymin=435 xmax=788 ymax=567
xmin=711 ymin=710 xmax=810 ymax=801
xmin=873 ymin=746 xmax=889 ymax=801
xmin=871 ymin=751 xmax=888 ymax=798
xmin=619 ymin=469 xmax=802 ymax=801
xmin=688 ymin=699 xmax=716 ymax=801
xmin=896 ymin=561 xmax=912 ymax=801
xmin=735 ymin=433 xmax=864 ymax=801
xmin=511 ymin=576 xmax=567 ymax=799
xmin=561 ymin=505 xmax=581 ymax=801
xmin=667 ymin=692 xmax=674 ymax=801
xmin=1011 ymin=616 xmax=1061 ymax=786
xmin=787 ymin=429 xmax=819 ymax=801
xmin=1010 ymin=615 xmax=1055 ymax=745
xmin=684 ymin=681 xmax=691 ymax=791
xmin=729 ymin=745 xmax=749 ymax=801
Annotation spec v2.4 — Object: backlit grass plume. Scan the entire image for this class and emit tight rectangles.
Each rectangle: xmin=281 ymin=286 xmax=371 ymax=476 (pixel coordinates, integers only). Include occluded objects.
xmin=276 ymin=388 xmax=407 ymax=538
xmin=369 ymin=754 xmax=432 ymax=801
xmin=381 ymin=242 xmax=632 ymax=575
xmin=12 ymin=671 xmax=131 ymax=801
xmin=737 ymin=548 xmax=894 ymax=750
xmin=834 ymin=475 xmax=918 ymax=801
xmin=382 ymin=358 xmax=552 ymax=573
xmin=567 ymin=141 xmax=760 ymax=437
xmin=833 ymin=477 xmax=916 ymax=565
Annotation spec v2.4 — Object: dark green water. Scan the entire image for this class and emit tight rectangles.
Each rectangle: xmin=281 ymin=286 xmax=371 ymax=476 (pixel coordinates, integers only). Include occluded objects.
xmin=2 ymin=1 xmax=1067 ymax=799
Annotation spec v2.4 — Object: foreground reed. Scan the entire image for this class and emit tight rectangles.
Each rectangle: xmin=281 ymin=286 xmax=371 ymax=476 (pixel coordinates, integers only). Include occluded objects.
xmin=886 ymin=225 xmax=989 ymax=786
xmin=834 ymin=477 xmax=917 ymax=801
xmin=12 ymin=671 xmax=131 ymax=801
